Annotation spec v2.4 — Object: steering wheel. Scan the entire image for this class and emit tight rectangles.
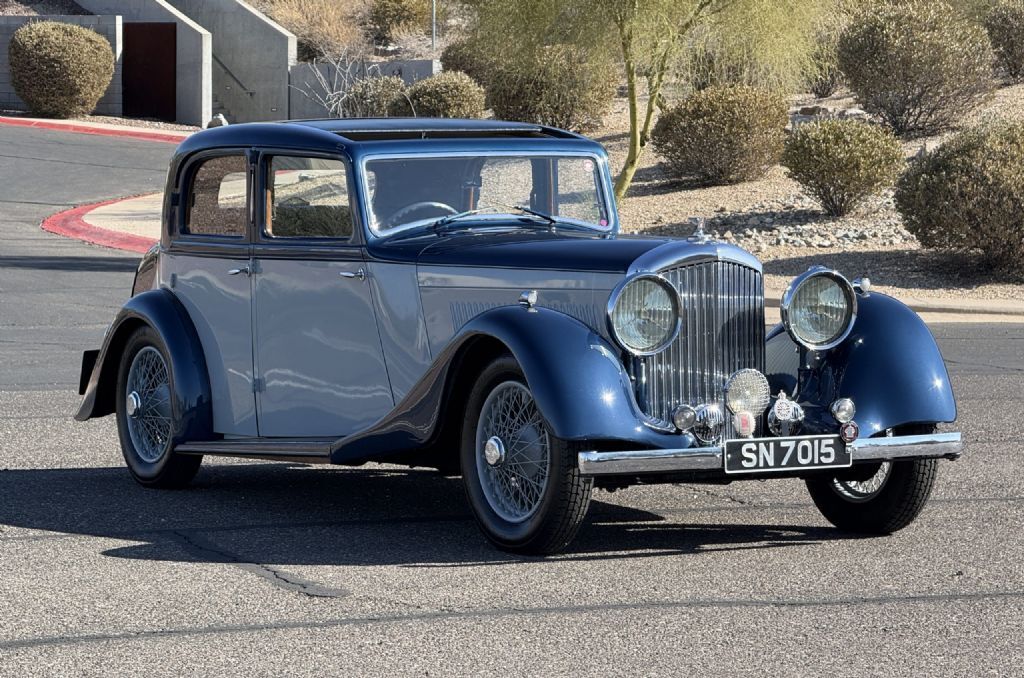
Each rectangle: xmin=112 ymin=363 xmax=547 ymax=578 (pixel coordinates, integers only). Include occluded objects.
xmin=385 ymin=201 xmax=458 ymax=228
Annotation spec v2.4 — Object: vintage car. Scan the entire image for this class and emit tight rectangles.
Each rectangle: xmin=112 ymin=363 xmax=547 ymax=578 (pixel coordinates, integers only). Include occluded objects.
xmin=76 ymin=118 xmax=962 ymax=554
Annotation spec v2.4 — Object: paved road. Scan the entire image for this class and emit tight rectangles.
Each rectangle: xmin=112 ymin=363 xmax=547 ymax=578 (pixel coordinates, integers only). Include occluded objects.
xmin=1 ymin=126 xmax=1022 ymax=676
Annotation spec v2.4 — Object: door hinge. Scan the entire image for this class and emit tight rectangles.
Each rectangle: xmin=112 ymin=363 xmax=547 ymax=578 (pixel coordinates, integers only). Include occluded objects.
xmin=252 ymin=377 xmax=265 ymax=393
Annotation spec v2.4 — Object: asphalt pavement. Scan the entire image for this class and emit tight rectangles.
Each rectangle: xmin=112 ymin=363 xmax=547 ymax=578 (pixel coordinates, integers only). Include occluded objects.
xmin=1 ymin=125 xmax=1022 ymax=676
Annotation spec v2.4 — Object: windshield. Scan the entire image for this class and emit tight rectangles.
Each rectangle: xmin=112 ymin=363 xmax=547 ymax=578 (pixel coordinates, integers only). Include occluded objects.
xmin=363 ymin=154 xmax=611 ymax=236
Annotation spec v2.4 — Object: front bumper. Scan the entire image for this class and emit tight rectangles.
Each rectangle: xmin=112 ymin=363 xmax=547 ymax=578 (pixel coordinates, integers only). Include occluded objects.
xmin=577 ymin=432 xmax=963 ymax=476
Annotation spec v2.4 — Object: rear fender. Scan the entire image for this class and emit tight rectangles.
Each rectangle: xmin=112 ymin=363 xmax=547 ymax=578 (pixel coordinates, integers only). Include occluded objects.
xmin=75 ymin=289 xmax=213 ymax=444
xmin=765 ymin=292 xmax=956 ymax=435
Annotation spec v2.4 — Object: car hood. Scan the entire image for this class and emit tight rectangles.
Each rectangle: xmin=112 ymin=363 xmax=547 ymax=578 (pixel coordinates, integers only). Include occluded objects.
xmin=368 ymin=228 xmax=761 ymax=275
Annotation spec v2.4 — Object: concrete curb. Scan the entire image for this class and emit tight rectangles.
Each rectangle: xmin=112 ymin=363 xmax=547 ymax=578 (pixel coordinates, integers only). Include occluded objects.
xmin=0 ymin=115 xmax=189 ymax=144
xmin=41 ymin=198 xmax=156 ymax=254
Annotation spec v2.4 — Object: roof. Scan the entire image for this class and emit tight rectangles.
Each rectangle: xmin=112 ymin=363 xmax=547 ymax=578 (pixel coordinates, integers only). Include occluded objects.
xmin=168 ymin=118 xmax=605 ymax=176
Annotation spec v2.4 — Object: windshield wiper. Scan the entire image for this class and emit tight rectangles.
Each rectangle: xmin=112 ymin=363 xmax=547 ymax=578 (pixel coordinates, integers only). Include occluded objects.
xmin=433 ymin=207 xmax=495 ymax=230
xmin=511 ymin=205 xmax=556 ymax=225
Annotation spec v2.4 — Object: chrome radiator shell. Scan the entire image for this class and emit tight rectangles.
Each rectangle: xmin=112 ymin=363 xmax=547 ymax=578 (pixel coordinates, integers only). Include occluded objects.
xmin=631 ymin=259 xmax=766 ymax=426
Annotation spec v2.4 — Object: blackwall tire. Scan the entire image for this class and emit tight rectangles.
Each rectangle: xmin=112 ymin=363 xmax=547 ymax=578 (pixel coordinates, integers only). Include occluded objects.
xmin=461 ymin=355 xmax=592 ymax=555
xmin=115 ymin=326 xmax=201 ymax=489
xmin=806 ymin=424 xmax=938 ymax=534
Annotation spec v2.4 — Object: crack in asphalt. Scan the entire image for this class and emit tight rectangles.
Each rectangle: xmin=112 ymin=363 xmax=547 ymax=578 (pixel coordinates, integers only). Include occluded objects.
xmin=168 ymin=530 xmax=348 ymax=600
xmin=1 ymin=589 xmax=1021 ymax=651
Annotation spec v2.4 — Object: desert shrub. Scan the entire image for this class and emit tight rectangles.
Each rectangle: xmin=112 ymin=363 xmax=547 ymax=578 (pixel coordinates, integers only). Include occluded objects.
xmin=837 ymin=1 xmax=995 ymax=137
xmin=783 ymin=120 xmax=903 ymax=216
xmin=8 ymin=20 xmax=114 ymax=118
xmin=895 ymin=121 xmax=1024 ymax=277
xmin=388 ymin=71 xmax=485 ymax=118
xmin=440 ymin=38 xmax=495 ymax=89
xmin=984 ymin=1 xmax=1024 ymax=80
xmin=651 ymin=85 xmax=788 ymax=186
xmin=365 ymin=0 xmax=438 ymax=43
xmin=486 ymin=45 xmax=616 ymax=131
xmin=341 ymin=75 xmax=406 ymax=117
xmin=256 ymin=0 xmax=368 ymax=59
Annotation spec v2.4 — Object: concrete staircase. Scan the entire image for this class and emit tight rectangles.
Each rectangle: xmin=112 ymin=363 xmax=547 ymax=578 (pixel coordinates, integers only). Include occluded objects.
xmin=211 ymin=95 xmax=233 ymax=123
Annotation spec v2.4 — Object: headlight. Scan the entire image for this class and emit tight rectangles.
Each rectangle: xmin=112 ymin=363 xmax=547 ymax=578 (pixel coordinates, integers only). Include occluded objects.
xmin=608 ymin=275 xmax=681 ymax=355
xmin=781 ymin=267 xmax=857 ymax=350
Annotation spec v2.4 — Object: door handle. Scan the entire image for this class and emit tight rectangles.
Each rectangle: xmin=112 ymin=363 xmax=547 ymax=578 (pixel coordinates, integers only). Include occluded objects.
xmin=339 ymin=268 xmax=367 ymax=281
xmin=228 ymin=265 xmax=251 ymax=276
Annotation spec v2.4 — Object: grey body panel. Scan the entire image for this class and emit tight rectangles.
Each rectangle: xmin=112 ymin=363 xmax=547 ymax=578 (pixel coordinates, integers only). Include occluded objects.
xmin=161 ymin=252 xmax=257 ymax=436
xmin=253 ymin=257 xmax=394 ymax=437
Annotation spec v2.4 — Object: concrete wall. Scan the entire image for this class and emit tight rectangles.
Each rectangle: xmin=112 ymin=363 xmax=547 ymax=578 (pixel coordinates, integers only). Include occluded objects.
xmin=0 ymin=15 xmax=122 ymax=116
xmin=164 ymin=0 xmax=295 ymax=122
xmin=76 ymin=0 xmax=211 ymax=126
xmin=289 ymin=59 xmax=440 ymax=120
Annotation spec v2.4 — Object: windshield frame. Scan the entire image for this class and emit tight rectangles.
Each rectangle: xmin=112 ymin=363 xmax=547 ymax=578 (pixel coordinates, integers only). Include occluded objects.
xmin=357 ymin=150 xmax=617 ymax=239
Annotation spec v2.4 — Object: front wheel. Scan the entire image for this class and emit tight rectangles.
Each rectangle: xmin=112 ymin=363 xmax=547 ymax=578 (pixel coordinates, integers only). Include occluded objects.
xmin=460 ymin=356 xmax=592 ymax=555
xmin=806 ymin=425 xmax=938 ymax=534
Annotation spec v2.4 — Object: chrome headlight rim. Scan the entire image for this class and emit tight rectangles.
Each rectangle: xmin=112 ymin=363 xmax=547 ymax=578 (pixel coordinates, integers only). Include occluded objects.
xmin=606 ymin=273 xmax=682 ymax=357
xmin=780 ymin=266 xmax=858 ymax=351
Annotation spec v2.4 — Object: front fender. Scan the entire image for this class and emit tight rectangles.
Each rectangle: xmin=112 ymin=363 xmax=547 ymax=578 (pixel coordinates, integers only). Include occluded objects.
xmin=766 ymin=292 xmax=956 ymax=435
xmin=331 ymin=305 xmax=684 ymax=464
xmin=75 ymin=289 xmax=213 ymax=444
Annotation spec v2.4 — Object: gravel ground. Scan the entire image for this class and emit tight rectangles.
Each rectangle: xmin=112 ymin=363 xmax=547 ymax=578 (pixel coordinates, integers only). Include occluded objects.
xmin=0 ymin=0 xmax=87 ymax=14
xmin=600 ymin=82 xmax=1024 ymax=301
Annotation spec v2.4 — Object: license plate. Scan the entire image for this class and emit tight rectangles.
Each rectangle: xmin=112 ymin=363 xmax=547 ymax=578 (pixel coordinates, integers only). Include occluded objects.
xmin=724 ymin=435 xmax=849 ymax=474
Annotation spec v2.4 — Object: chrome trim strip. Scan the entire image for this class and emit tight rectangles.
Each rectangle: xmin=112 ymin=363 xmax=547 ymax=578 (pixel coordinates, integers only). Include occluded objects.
xmin=578 ymin=447 xmax=723 ymax=475
xmin=849 ymin=432 xmax=963 ymax=461
xmin=628 ymin=241 xmax=763 ymax=276
xmin=577 ymin=432 xmax=962 ymax=476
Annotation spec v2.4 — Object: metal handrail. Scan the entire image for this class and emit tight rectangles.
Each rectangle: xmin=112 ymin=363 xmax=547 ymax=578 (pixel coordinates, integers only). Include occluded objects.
xmin=212 ymin=54 xmax=255 ymax=97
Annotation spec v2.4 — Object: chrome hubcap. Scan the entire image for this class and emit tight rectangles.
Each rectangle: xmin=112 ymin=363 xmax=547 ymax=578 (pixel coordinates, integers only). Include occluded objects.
xmin=475 ymin=381 xmax=551 ymax=523
xmin=124 ymin=346 xmax=172 ymax=464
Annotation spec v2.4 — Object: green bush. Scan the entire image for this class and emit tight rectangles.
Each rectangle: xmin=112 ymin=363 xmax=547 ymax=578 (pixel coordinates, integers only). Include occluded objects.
xmin=8 ymin=20 xmax=114 ymax=118
xmin=837 ymin=1 xmax=995 ymax=137
xmin=440 ymin=38 xmax=495 ymax=89
xmin=486 ymin=45 xmax=617 ymax=131
xmin=984 ymin=1 xmax=1024 ymax=80
xmin=388 ymin=71 xmax=486 ymax=118
xmin=342 ymin=75 xmax=406 ymax=117
xmin=651 ymin=85 xmax=788 ymax=186
xmin=783 ymin=120 xmax=903 ymax=217
xmin=895 ymin=121 xmax=1024 ymax=277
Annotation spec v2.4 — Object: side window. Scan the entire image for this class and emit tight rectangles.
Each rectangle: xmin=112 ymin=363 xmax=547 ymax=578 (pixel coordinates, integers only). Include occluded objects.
xmin=265 ymin=156 xmax=351 ymax=240
xmin=185 ymin=155 xmax=248 ymax=237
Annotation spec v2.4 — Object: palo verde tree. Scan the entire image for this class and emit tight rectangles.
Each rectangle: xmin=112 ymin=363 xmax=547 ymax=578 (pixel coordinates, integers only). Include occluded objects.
xmin=464 ymin=0 xmax=827 ymax=201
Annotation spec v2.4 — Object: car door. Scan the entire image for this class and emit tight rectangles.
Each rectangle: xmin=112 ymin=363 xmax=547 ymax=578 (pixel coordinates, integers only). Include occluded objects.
xmin=161 ymin=151 xmax=258 ymax=436
xmin=252 ymin=152 xmax=394 ymax=438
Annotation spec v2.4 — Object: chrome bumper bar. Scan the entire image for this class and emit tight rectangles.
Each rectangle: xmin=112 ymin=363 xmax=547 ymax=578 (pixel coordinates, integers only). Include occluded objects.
xmin=577 ymin=432 xmax=962 ymax=476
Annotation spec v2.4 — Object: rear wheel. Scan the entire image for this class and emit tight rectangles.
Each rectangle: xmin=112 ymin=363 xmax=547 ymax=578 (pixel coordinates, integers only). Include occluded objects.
xmin=806 ymin=424 xmax=938 ymax=534
xmin=461 ymin=355 xmax=592 ymax=555
xmin=116 ymin=326 xmax=201 ymax=488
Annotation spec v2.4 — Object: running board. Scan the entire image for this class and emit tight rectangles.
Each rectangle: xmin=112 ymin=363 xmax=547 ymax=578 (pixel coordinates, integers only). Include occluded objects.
xmin=174 ymin=438 xmax=334 ymax=463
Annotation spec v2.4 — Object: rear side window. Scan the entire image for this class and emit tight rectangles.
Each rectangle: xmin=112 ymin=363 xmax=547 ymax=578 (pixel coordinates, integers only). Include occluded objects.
xmin=185 ymin=155 xmax=248 ymax=237
xmin=265 ymin=156 xmax=352 ymax=240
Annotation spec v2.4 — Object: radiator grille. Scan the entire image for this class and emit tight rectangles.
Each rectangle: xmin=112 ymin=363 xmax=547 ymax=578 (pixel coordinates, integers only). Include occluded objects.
xmin=634 ymin=260 xmax=765 ymax=426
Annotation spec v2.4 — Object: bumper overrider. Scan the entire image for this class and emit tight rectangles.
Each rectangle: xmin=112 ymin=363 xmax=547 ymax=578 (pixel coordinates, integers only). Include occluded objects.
xmin=578 ymin=431 xmax=963 ymax=476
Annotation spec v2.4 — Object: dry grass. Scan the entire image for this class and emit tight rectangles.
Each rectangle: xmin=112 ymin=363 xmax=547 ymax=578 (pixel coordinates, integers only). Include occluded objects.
xmin=254 ymin=0 xmax=370 ymax=59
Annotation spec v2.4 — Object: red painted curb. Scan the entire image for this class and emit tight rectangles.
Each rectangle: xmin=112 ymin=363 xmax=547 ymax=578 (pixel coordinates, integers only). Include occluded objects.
xmin=41 ymin=198 xmax=158 ymax=254
xmin=0 ymin=115 xmax=188 ymax=144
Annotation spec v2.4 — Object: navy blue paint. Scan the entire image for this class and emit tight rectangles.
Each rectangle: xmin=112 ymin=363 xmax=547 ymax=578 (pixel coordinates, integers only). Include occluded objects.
xmin=367 ymin=230 xmax=670 ymax=271
xmin=331 ymin=305 xmax=687 ymax=464
xmin=765 ymin=292 xmax=956 ymax=436
xmin=75 ymin=289 xmax=214 ymax=446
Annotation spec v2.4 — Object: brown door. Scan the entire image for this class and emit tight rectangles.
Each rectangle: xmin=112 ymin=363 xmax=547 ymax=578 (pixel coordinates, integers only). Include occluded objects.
xmin=122 ymin=23 xmax=176 ymax=121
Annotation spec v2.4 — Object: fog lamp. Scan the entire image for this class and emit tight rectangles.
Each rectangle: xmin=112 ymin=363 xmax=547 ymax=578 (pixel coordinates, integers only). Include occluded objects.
xmin=831 ymin=398 xmax=856 ymax=423
xmin=693 ymin=404 xmax=724 ymax=444
xmin=672 ymin=404 xmax=697 ymax=432
xmin=724 ymin=369 xmax=771 ymax=416
xmin=733 ymin=411 xmax=756 ymax=438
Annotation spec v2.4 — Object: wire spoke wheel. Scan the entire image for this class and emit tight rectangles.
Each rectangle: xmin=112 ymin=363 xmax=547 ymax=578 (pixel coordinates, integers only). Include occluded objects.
xmin=475 ymin=381 xmax=551 ymax=523
xmin=125 ymin=346 xmax=172 ymax=463
xmin=831 ymin=461 xmax=891 ymax=501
